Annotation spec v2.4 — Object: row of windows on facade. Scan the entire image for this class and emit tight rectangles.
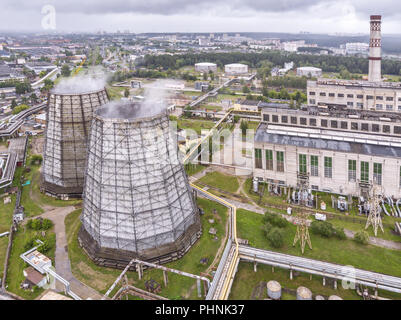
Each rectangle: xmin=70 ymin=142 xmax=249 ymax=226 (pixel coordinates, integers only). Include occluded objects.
xmin=262 ymin=114 xmax=401 ymax=134
xmin=309 ymin=91 xmax=401 ymax=102
xmin=254 ymin=149 xmax=384 ymax=185
xmin=309 ymin=99 xmax=401 ymax=111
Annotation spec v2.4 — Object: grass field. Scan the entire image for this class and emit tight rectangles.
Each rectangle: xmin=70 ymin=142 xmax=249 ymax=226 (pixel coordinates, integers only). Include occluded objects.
xmin=237 ymin=208 xmax=401 ymax=278
xmin=176 ymin=118 xmax=215 ymax=135
xmin=229 ymin=262 xmax=362 ymax=300
xmin=184 ymin=164 xmax=206 ymax=176
xmin=65 ymin=197 xmax=228 ymax=299
xmin=198 ymin=171 xmax=240 ymax=194
xmin=6 ymin=225 xmax=56 ymax=300
xmin=0 ymin=236 xmax=9 ymax=280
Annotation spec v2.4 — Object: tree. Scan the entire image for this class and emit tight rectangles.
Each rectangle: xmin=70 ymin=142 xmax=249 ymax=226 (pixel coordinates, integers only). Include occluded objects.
xmin=30 ymin=93 xmax=38 ymax=104
xmin=209 ymin=70 xmax=214 ymax=81
xmin=266 ymin=227 xmax=284 ymax=248
xmin=242 ymin=85 xmax=250 ymax=94
xmin=124 ymin=88 xmax=130 ymax=98
xmin=12 ymin=104 xmax=29 ymax=115
xmin=203 ymin=72 xmax=208 ymax=81
xmin=354 ymin=230 xmax=369 ymax=245
xmin=240 ymin=120 xmax=248 ymax=136
xmin=310 ymin=220 xmax=335 ymax=238
xmin=61 ymin=64 xmax=71 ymax=77
xmin=11 ymin=99 xmax=17 ymax=108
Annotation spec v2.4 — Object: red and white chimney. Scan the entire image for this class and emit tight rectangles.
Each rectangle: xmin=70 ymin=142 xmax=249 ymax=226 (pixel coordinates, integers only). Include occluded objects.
xmin=368 ymin=15 xmax=382 ymax=82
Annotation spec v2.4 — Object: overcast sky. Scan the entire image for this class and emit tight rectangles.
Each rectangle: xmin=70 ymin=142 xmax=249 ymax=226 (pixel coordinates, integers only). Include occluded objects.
xmin=1 ymin=0 xmax=401 ymax=34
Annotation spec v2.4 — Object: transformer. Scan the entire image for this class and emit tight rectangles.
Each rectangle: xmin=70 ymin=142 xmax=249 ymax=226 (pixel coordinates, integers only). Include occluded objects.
xmin=78 ymin=102 xmax=201 ymax=268
xmin=41 ymin=88 xmax=109 ymax=199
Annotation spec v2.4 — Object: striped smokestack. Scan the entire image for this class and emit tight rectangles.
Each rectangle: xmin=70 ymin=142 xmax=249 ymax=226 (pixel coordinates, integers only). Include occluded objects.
xmin=368 ymin=15 xmax=382 ymax=82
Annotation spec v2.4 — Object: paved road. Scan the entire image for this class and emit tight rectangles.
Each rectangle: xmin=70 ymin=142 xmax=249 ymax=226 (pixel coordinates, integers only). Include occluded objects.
xmin=39 ymin=206 xmax=102 ymax=300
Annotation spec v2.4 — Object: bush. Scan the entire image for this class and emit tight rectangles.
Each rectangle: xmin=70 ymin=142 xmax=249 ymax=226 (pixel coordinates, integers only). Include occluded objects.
xmin=354 ymin=230 xmax=370 ymax=245
xmin=263 ymin=212 xmax=288 ymax=228
xmin=310 ymin=220 xmax=335 ymax=238
xmin=23 ymin=238 xmax=35 ymax=251
xmin=41 ymin=219 xmax=53 ymax=230
xmin=266 ymin=227 xmax=284 ymax=248
xmin=263 ymin=222 xmax=273 ymax=236
xmin=334 ymin=227 xmax=347 ymax=240
xmin=31 ymin=219 xmax=42 ymax=230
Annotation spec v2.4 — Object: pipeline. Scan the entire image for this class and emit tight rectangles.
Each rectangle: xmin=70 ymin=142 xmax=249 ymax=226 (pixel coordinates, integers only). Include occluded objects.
xmin=387 ymin=197 xmax=397 ymax=217
xmin=381 ymin=200 xmax=391 ymax=216
xmin=396 ymin=199 xmax=401 ymax=217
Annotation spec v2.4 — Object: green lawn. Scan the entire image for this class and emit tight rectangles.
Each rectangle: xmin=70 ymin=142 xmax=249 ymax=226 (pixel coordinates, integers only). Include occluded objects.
xmin=0 ymin=236 xmax=9 ymax=280
xmin=237 ymin=208 xmax=401 ymax=278
xmin=106 ymin=86 xmax=124 ymax=100
xmin=198 ymin=171 xmax=239 ymax=194
xmin=229 ymin=262 xmax=362 ymax=300
xmin=65 ymin=197 xmax=228 ymax=299
xmin=184 ymin=164 xmax=206 ymax=176
xmin=6 ymin=225 xmax=56 ymax=299
xmin=176 ymin=118 xmax=215 ymax=135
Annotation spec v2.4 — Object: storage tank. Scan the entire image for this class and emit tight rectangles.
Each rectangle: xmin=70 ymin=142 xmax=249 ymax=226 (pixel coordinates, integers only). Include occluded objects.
xmin=79 ymin=101 xmax=202 ymax=269
xmin=296 ymin=286 xmax=312 ymax=300
xmin=266 ymin=280 xmax=281 ymax=300
xmin=41 ymin=86 xmax=109 ymax=199
xmin=328 ymin=295 xmax=343 ymax=300
xmin=315 ymin=295 xmax=325 ymax=300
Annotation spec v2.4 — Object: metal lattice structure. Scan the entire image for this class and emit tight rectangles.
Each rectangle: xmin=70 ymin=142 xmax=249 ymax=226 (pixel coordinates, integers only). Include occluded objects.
xmin=41 ymin=89 xmax=109 ymax=199
xmin=79 ymin=102 xmax=201 ymax=268
xmin=293 ymin=210 xmax=312 ymax=254
xmin=365 ymin=186 xmax=384 ymax=237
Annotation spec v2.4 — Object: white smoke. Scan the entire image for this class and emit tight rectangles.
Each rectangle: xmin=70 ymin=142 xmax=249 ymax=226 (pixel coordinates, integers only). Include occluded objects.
xmin=52 ymin=67 xmax=107 ymax=94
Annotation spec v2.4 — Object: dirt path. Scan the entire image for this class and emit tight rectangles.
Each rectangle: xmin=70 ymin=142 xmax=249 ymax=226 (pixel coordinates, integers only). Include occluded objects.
xmin=343 ymin=229 xmax=401 ymax=251
xmin=38 ymin=207 xmax=102 ymax=300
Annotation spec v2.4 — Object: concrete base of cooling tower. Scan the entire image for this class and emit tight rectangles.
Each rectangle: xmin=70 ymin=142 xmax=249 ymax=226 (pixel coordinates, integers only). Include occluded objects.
xmin=78 ymin=218 xmax=202 ymax=270
xmin=40 ymin=179 xmax=83 ymax=200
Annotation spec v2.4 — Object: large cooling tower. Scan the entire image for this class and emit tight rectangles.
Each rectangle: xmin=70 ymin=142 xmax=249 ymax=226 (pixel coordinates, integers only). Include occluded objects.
xmin=41 ymin=88 xmax=109 ymax=199
xmin=78 ymin=102 xmax=201 ymax=268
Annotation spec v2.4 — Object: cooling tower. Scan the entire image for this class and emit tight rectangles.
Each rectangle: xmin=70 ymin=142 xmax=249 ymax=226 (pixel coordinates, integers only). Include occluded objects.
xmin=41 ymin=88 xmax=109 ymax=199
xmin=78 ymin=102 xmax=201 ymax=268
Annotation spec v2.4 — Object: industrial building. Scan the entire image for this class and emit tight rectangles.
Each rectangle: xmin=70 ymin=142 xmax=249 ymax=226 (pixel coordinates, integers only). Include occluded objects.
xmin=297 ymin=66 xmax=322 ymax=78
xmin=195 ymin=62 xmax=217 ymax=73
xmin=253 ymin=15 xmax=401 ymax=199
xmin=79 ymin=102 xmax=201 ymax=268
xmin=224 ymin=63 xmax=248 ymax=75
xmin=41 ymin=87 xmax=109 ymax=199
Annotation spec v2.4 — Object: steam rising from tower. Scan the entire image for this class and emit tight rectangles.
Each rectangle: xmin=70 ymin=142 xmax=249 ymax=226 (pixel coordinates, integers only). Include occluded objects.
xmin=368 ymin=15 xmax=382 ymax=82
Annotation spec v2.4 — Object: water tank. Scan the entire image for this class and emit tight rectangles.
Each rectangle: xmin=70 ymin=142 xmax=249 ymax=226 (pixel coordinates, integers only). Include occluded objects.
xmin=266 ymin=280 xmax=281 ymax=300
xmin=315 ymin=295 xmax=325 ymax=300
xmin=296 ymin=286 xmax=312 ymax=300
xmin=328 ymin=295 xmax=343 ymax=300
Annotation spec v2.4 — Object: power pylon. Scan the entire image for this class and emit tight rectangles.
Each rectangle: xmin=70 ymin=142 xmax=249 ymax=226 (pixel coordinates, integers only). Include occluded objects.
xmin=365 ymin=186 xmax=384 ymax=237
xmin=293 ymin=210 xmax=312 ymax=254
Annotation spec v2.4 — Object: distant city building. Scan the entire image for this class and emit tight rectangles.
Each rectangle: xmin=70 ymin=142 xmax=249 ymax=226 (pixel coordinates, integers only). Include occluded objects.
xmin=345 ymin=42 xmax=369 ymax=55
xmin=281 ymin=40 xmax=305 ymax=52
xmin=195 ymin=62 xmax=217 ymax=73
xmin=224 ymin=63 xmax=248 ymax=75
xmin=297 ymin=66 xmax=322 ymax=78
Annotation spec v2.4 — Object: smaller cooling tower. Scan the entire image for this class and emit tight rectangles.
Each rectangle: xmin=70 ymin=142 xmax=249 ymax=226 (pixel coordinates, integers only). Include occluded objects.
xmin=41 ymin=88 xmax=109 ymax=199
xmin=79 ymin=102 xmax=201 ymax=268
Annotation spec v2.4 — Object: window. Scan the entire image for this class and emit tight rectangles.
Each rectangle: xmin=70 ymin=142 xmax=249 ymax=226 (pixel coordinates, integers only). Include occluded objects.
xmin=310 ymin=155 xmax=319 ymax=177
xmin=398 ymin=106 xmax=401 ymax=111
xmin=357 ymin=95 xmax=363 ymax=99
xmin=299 ymin=154 xmax=307 ymax=174
xmin=320 ymin=92 xmax=326 ymax=97
xmin=281 ymin=115 xmax=288 ymax=123
xmin=361 ymin=123 xmax=369 ymax=131
xmin=266 ymin=149 xmax=273 ymax=170
xmin=376 ymin=96 xmax=383 ymax=100
xmin=347 ymin=102 xmax=354 ymax=107
xmin=330 ymin=120 xmax=338 ymax=128
xmin=386 ymin=97 xmax=394 ymax=101
xmin=272 ymin=115 xmax=279 ymax=123
xmin=300 ymin=117 xmax=307 ymax=125
xmin=373 ymin=163 xmax=382 ymax=185
xmin=324 ymin=157 xmax=332 ymax=178
xmin=367 ymin=95 xmax=374 ymax=100
xmin=255 ymin=149 xmax=262 ymax=169
xmin=291 ymin=117 xmax=297 ymax=124
xmin=321 ymin=119 xmax=328 ymax=127
xmin=386 ymin=105 xmax=393 ymax=110
xmin=263 ymin=114 xmax=269 ymax=122
xmin=376 ymin=104 xmax=383 ymax=110
xmin=399 ymin=97 xmax=401 ymax=102
xmin=361 ymin=161 xmax=369 ymax=183
xmin=394 ymin=126 xmax=401 ymax=134
xmin=309 ymin=118 xmax=317 ymax=126
xmin=348 ymin=160 xmax=356 ymax=182
xmin=341 ymin=121 xmax=348 ymax=129
xmin=276 ymin=151 xmax=284 ymax=172
xmin=372 ymin=124 xmax=380 ymax=132
xmin=309 ymin=99 xmax=316 ymax=104
xmin=347 ymin=94 xmax=354 ymax=98
xmin=338 ymin=94 xmax=344 ymax=98
xmin=357 ymin=102 xmax=364 ymax=108
xmin=329 ymin=93 xmax=335 ymax=97
xmin=351 ymin=122 xmax=358 ymax=130
xmin=309 ymin=91 xmax=315 ymax=95
xmin=383 ymin=125 xmax=390 ymax=133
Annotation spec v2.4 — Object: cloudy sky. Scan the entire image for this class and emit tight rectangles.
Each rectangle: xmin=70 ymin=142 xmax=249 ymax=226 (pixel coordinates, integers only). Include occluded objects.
xmin=0 ymin=0 xmax=400 ymax=34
